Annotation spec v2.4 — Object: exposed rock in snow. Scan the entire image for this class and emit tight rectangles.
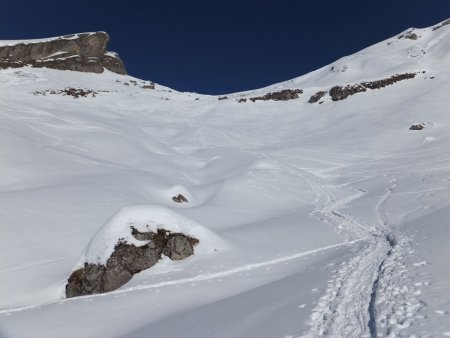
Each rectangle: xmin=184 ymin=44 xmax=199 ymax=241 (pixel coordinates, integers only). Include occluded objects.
xmin=32 ymin=87 xmax=104 ymax=98
xmin=65 ymin=205 xmax=225 ymax=297
xmin=308 ymin=90 xmax=327 ymax=103
xmin=163 ymin=234 xmax=196 ymax=260
xmin=172 ymin=194 xmax=189 ymax=203
xmin=399 ymin=30 xmax=420 ymax=40
xmin=66 ymin=228 xmax=198 ymax=298
xmin=249 ymin=88 xmax=302 ymax=102
xmin=329 ymin=73 xmax=417 ymax=101
xmin=0 ymin=32 xmax=126 ymax=74
xmin=409 ymin=122 xmax=426 ymax=130
xmin=432 ymin=19 xmax=450 ymax=31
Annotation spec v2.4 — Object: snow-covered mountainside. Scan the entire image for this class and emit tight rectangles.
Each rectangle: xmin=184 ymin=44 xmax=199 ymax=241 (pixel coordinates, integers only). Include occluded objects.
xmin=1 ymin=19 xmax=450 ymax=338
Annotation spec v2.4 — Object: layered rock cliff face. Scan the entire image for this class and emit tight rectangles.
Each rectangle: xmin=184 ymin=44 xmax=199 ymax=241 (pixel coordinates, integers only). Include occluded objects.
xmin=0 ymin=32 xmax=126 ymax=74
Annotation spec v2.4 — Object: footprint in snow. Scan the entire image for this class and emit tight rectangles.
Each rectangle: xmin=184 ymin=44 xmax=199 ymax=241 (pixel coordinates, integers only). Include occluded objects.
xmin=413 ymin=261 xmax=428 ymax=267
xmin=435 ymin=310 xmax=448 ymax=315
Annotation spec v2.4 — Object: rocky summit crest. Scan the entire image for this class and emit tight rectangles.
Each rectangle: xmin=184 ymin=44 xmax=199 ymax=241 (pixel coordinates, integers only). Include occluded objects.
xmin=0 ymin=32 xmax=126 ymax=75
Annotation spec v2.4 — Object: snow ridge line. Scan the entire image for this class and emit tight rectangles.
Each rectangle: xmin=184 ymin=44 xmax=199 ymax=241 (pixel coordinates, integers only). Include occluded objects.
xmin=0 ymin=239 xmax=361 ymax=315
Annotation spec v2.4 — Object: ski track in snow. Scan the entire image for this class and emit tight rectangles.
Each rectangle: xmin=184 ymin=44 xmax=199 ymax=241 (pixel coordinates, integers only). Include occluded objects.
xmin=0 ymin=257 xmax=71 ymax=274
xmin=297 ymin=173 xmax=422 ymax=337
xmin=0 ymin=238 xmax=360 ymax=316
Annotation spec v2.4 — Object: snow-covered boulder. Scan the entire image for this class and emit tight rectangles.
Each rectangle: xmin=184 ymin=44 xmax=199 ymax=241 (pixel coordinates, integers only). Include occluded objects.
xmin=66 ymin=205 xmax=226 ymax=298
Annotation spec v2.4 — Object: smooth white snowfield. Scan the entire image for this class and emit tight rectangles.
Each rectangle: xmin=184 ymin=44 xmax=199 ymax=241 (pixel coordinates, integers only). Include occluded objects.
xmin=1 ymin=20 xmax=450 ymax=338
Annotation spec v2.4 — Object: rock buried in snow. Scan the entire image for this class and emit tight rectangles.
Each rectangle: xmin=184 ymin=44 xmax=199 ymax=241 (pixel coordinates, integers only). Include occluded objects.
xmin=172 ymin=194 xmax=188 ymax=203
xmin=66 ymin=228 xmax=198 ymax=298
xmin=65 ymin=205 xmax=227 ymax=298
xmin=409 ymin=123 xmax=425 ymax=130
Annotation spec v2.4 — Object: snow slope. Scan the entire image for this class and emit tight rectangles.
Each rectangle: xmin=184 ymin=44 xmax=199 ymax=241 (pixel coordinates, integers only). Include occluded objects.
xmin=1 ymin=20 xmax=450 ymax=338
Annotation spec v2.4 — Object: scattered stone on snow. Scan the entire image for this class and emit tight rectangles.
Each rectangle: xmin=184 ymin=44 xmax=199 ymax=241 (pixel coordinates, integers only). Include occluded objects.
xmin=32 ymin=87 xmax=107 ymax=98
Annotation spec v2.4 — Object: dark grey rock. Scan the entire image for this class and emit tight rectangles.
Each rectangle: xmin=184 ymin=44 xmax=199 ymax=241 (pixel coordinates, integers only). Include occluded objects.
xmin=66 ymin=228 xmax=199 ymax=298
xmin=0 ymin=32 xmax=126 ymax=74
xmin=163 ymin=235 xmax=194 ymax=260
xmin=172 ymin=194 xmax=188 ymax=203
xmin=103 ymin=268 xmax=133 ymax=292
xmin=329 ymin=73 xmax=417 ymax=101
xmin=65 ymin=264 xmax=106 ymax=298
xmin=308 ymin=91 xmax=327 ymax=103
xmin=330 ymin=84 xmax=367 ymax=101
xmin=398 ymin=31 xmax=420 ymax=40
xmin=409 ymin=123 xmax=425 ymax=130
xmin=249 ymin=89 xmax=302 ymax=102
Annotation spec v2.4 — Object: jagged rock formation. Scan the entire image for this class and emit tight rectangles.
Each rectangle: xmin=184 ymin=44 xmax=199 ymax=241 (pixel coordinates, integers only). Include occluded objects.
xmin=309 ymin=73 xmax=417 ymax=103
xmin=0 ymin=32 xmax=126 ymax=74
xmin=66 ymin=228 xmax=198 ymax=298
xmin=330 ymin=73 xmax=417 ymax=101
xmin=433 ymin=19 xmax=450 ymax=31
xmin=249 ymin=89 xmax=303 ymax=102
xmin=308 ymin=91 xmax=327 ymax=103
xmin=329 ymin=83 xmax=367 ymax=101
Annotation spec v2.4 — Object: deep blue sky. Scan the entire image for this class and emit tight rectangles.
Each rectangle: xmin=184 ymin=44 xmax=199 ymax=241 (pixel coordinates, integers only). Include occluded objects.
xmin=1 ymin=0 xmax=449 ymax=94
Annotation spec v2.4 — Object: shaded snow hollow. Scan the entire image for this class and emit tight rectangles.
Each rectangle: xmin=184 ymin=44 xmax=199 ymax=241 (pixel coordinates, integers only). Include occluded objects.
xmin=78 ymin=205 xmax=229 ymax=267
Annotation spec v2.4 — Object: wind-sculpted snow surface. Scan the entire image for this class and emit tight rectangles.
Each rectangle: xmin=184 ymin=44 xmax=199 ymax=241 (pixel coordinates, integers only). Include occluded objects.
xmin=1 ymin=19 xmax=450 ymax=338
xmin=79 ymin=205 xmax=227 ymax=267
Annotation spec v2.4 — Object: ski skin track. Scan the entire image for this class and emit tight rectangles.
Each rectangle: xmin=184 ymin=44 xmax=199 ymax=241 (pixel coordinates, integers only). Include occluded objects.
xmin=0 ymin=238 xmax=360 ymax=315
xmin=299 ymin=174 xmax=407 ymax=338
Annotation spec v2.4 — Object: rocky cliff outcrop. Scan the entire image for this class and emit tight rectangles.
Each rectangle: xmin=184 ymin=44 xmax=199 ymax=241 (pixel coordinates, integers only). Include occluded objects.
xmin=249 ymin=89 xmax=303 ymax=102
xmin=0 ymin=32 xmax=126 ymax=74
xmin=308 ymin=72 xmax=418 ymax=103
